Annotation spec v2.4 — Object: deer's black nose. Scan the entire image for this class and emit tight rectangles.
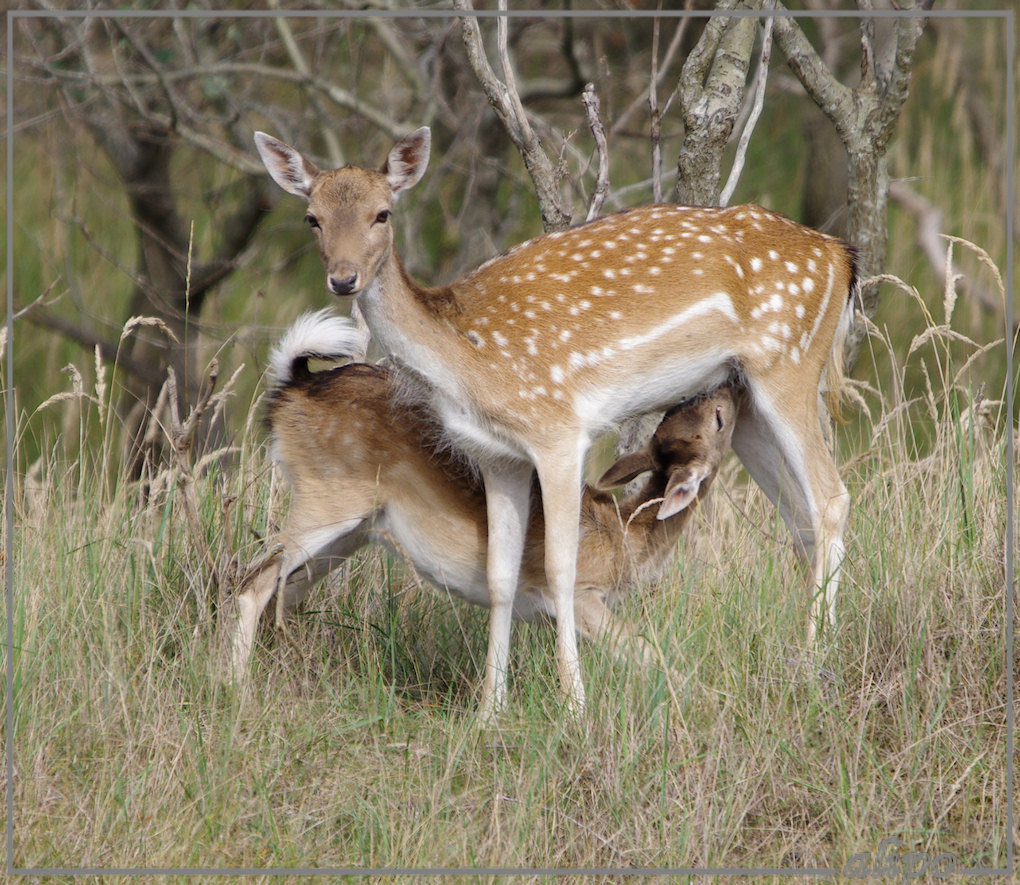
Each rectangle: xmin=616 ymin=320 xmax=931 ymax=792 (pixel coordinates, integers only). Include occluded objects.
xmin=328 ymin=273 xmax=358 ymax=296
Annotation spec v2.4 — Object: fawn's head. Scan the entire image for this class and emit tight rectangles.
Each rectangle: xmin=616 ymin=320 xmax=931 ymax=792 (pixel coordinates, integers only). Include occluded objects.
xmin=255 ymin=128 xmax=431 ymax=297
xmin=597 ymin=385 xmax=737 ymax=519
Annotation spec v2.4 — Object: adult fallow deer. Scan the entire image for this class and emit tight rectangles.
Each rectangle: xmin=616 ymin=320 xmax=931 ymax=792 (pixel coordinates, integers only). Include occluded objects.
xmin=255 ymin=128 xmax=855 ymax=718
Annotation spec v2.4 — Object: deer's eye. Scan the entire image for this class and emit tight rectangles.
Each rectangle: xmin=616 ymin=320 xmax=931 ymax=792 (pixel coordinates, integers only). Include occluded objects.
xmin=374 ymin=210 xmax=391 ymax=225
xmin=305 ymin=213 xmax=320 ymax=230
xmin=715 ymin=406 xmax=724 ymax=430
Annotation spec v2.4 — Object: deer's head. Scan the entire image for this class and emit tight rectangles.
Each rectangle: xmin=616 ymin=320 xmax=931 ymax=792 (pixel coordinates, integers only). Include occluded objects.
xmin=255 ymin=128 xmax=431 ymax=297
xmin=597 ymin=386 xmax=737 ymax=519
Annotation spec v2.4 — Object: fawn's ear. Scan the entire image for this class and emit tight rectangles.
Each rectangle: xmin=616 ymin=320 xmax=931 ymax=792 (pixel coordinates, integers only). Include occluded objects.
xmin=657 ymin=465 xmax=712 ymax=520
xmin=595 ymin=448 xmax=654 ymax=490
xmin=254 ymin=131 xmax=319 ymax=199
xmin=382 ymin=127 xmax=431 ymax=198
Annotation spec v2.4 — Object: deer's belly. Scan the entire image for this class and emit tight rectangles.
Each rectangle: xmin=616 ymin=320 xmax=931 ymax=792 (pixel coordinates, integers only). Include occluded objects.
xmin=370 ymin=506 xmax=565 ymax=621
xmin=372 ymin=507 xmax=490 ymax=605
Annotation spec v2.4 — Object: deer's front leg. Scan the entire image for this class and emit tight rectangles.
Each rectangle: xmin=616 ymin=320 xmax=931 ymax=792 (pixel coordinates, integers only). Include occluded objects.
xmin=478 ymin=460 xmax=534 ymax=722
xmin=535 ymin=448 xmax=586 ymax=715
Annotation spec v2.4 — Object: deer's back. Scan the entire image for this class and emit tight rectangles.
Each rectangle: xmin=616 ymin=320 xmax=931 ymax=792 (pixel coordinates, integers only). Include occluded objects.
xmin=267 ymin=362 xmax=484 ymax=525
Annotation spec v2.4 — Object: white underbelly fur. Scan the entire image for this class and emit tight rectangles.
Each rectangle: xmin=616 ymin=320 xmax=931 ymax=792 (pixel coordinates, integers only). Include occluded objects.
xmin=370 ymin=507 xmax=558 ymax=622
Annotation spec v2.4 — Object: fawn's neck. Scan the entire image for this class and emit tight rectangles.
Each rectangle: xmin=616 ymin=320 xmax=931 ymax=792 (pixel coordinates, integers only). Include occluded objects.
xmin=612 ymin=473 xmax=713 ymax=585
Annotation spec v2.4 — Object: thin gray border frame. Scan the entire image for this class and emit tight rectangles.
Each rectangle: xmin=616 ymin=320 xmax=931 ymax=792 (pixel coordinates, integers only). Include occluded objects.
xmin=4 ymin=5 xmax=1014 ymax=879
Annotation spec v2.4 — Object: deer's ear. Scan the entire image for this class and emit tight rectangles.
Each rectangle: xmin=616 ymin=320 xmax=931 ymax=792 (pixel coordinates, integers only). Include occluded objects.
xmin=254 ymin=131 xmax=318 ymax=199
xmin=657 ymin=465 xmax=712 ymax=520
xmin=595 ymin=449 xmax=654 ymax=490
xmin=383 ymin=127 xmax=431 ymax=198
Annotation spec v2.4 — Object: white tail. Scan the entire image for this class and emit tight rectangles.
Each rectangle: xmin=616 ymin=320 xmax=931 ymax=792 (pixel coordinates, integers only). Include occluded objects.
xmin=255 ymin=128 xmax=854 ymax=717
xmin=228 ymin=312 xmax=736 ymax=684
xmin=267 ymin=308 xmax=369 ymax=383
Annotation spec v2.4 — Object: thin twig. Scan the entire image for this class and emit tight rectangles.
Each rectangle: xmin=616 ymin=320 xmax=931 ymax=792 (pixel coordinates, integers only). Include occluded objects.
xmin=649 ymin=10 xmax=664 ymax=203
xmin=12 ymin=279 xmax=63 ymax=321
xmin=719 ymin=4 xmax=775 ymax=207
xmin=611 ymin=5 xmax=692 ymax=139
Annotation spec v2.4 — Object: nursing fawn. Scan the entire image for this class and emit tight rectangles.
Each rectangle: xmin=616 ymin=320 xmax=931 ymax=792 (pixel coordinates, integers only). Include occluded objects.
xmin=228 ymin=312 xmax=736 ymax=685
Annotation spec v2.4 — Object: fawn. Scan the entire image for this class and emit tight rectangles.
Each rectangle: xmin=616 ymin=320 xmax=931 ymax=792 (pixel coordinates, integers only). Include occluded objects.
xmin=228 ymin=311 xmax=736 ymax=685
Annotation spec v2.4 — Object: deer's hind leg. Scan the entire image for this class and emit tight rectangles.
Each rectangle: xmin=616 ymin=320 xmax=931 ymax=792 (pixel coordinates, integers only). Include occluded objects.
xmin=730 ymin=382 xmax=849 ymax=641
xmin=226 ymin=515 xmax=368 ymax=683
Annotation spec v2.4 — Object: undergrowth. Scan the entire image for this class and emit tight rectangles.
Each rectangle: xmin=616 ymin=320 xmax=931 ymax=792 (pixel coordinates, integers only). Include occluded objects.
xmin=3 ymin=247 xmax=1014 ymax=878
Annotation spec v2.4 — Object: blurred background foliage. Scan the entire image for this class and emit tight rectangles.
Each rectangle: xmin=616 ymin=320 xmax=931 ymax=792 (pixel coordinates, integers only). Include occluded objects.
xmin=5 ymin=2 xmax=1015 ymax=475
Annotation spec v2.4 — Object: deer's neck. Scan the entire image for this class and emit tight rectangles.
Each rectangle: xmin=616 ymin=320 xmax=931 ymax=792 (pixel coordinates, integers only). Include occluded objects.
xmin=357 ymin=252 xmax=530 ymax=464
xmin=357 ymin=253 xmax=462 ymax=381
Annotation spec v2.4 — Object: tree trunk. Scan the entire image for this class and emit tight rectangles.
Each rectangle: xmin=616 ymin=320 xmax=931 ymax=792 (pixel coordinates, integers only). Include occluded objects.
xmin=674 ymin=8 xmax=758 ymax=207
xmin=773 ymin=2 xmax=932 ymax=371
xmin=843 ymin=145 xmax=890 ymax=365
xmin=91 ymin=123 xmax=219 ymax=477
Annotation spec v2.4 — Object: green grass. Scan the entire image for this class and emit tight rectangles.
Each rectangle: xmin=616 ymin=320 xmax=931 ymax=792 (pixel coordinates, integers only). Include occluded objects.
xmin=3 ymin=264 xmax=1012 ymax=875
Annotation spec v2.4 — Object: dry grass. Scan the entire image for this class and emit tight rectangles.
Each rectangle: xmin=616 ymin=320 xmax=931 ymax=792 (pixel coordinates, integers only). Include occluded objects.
xmin=3 ymin=256 xmax=1014 ymax=879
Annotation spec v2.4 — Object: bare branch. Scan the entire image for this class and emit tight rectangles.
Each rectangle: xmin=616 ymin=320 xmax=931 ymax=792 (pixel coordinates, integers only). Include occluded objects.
xmin=12 ymin=279 xmax=64 ymax=322
xmin=889 ymin=180 xmax=1007 ymax=322
xmin=33 ymin=62 xmax=410 ymax=171
xmin=21 ymin=307 xmax=172 ymax=392
xmin=771 ymin=10 xmax=853 ymax=135
xmin=774 ymin=0 xmax=931 ymax=149
xmin=453 ymin=0 xmax=572 ymax=230
xmin=582 ymin=84 xmax=609 ymax=222
xmin=876 ymin=1 xmax=933 ymax=135
xmin=111 ymin=19 xmax=182 ymax=132
xmin=267 ymin=0 xmax=345 ymax=167
xmin=191 ymin=183 xmax=270 ymax=297
xmin=496 ymin=4 xmax=526 ymax=130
